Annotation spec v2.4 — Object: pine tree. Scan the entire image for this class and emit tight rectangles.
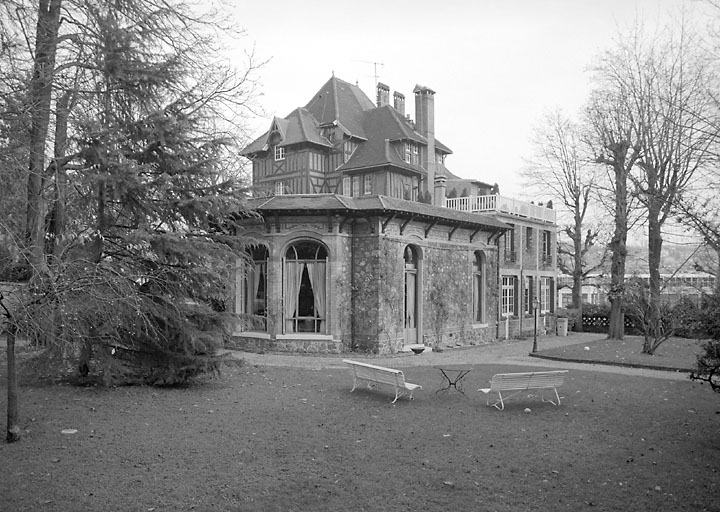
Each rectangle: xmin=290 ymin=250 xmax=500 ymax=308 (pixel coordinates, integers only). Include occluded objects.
xmin=4 ymin=0 xmax=260 ymax=390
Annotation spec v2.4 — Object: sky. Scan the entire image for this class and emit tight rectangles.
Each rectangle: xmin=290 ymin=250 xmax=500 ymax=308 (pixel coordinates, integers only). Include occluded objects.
xmin=229 ymin=0 xmax=713 ymax=200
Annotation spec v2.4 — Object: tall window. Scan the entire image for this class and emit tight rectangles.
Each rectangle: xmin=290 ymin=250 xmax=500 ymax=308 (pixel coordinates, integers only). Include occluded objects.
xmin=274 ymin=181 xmax=285 ymax=196
xmin=542 ymin=230 xmax=552 ymax=264
xmin=504 ymin=224 xmax=516 ymax=262
xmin=472 ymin=252 xmax=486 ymax=323
xmin=404 ymin=245 xmax=419 ymax=343
xmin=352 ymin=176 xmax=360 ymax=196
xmin=239 ymin=246 xmax=268 ymax=331
xmin=363 ymin=174 xmax=372 ymax=195
xmin=524 ymin=276 xmax=534 ymax=315
xmin=501 ymin=276 xmax=516 ymax=316
xmin=274 ymin=145 xmax=285 ymax=161
xmin=284 ymin=241 xmax=327 ymax=334
xmin=540 ymin=277 xmax=553 ymax=313
xmin=526 ymin=227 xmax=533 ymax=252
xmin=342 ymin=177 xmax=351 ymax=196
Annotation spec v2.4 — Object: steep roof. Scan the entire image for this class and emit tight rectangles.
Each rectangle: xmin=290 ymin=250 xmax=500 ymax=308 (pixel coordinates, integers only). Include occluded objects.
xmin=241 ymin=108 xmax=332 ymax=156
xmin=241 ymin=75 xmax=454 ymax=165
xmin=338 ymin=105 xmax=427 ymax=174
xmin=304 ymin=76 xmax=375 ymax=139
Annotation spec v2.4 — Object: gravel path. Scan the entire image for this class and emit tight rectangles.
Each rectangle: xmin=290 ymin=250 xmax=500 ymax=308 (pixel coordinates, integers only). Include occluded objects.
xmin=224 ymin=332 xmax=690 ymax=381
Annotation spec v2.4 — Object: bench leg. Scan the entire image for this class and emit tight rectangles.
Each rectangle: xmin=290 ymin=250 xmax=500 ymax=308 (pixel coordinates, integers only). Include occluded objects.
xmin=538 ymin=387 xmax=561 ymax=405
xmin=392 ymin=387 xmax=409 ymax=404
xmin=487 ymin=392 xmax=504 ymax=410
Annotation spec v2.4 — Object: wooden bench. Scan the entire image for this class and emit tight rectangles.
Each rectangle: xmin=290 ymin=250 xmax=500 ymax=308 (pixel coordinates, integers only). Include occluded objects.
xmin=343 ymin=360 xmax=422 ymax=403
xmin=478 ymin=370 xmax=568 ymax=410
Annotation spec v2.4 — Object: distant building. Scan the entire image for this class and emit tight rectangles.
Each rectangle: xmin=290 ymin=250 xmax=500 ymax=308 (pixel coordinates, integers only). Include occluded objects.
xmin=232 ymin=76 xmax=557 ymax=353
xmin=557 ymin=273 xmax=716 ymax=308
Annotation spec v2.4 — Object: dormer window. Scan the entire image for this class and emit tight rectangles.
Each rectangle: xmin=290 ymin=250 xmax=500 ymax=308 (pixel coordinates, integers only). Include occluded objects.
xmin=274 ymin=146 xmax=286 ymax=161
xmin=404 ymin=142 xmax=419 ymax=165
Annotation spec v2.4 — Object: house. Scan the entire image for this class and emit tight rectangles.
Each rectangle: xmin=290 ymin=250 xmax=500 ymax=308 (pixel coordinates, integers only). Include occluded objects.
xmin=231 ymin=76 xmax=557 ymax=353
xmin=446 ymin=194 xmax=558 ymax=338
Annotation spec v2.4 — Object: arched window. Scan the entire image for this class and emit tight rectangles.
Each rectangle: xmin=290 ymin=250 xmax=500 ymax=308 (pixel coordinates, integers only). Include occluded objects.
xmin=473 ymin=251 xmax=486 ymax=323
xmin=240 ymin=246 xmax=268 ymax=331
xmin=285 ymin=241 xmax=328 ymax=333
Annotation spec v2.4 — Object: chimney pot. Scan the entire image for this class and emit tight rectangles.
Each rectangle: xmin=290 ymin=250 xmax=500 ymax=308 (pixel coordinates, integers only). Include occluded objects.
xmin=393 ymin=91 xmax=405 ymax=116
xmin=376 ymin=82 xmax=390 ymax=107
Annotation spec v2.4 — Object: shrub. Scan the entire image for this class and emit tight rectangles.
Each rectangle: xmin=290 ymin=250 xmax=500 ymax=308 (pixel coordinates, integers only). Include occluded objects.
xmin=556 ymin=307 xmax=580 ymax=330
xmin=690 ymin=293 xmax=720 ymax=394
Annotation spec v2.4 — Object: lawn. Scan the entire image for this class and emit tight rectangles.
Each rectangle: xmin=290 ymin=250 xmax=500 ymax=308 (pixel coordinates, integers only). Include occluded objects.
xmin=533 ymin=335 xmax=705 ymax=371
xmin=1 ymin=353 xmax=720 ymax=512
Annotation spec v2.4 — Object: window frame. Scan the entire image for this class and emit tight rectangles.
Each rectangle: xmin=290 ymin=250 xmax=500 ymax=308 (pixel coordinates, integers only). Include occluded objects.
xmin=363 ymin=174 xmax=372 ymax=195
xmin=504 ymin=224 xmax=516 ymax=262
xmin=274 ymin=145 xmax=286 ymax=161
xmin=542 ymin=230 xmax=552 ymax=263
xmin=239 ymin=246 xmax=269 ymax=332
xmin=283 ymin=241 xmax=328 ymax=335
xmin=540 ymin=276 xmax=553 ymax=314
xmin=472 ymin=252 xmax=486 ymax=323
xmin=501 ymin=276 xmax=516 ymax=317
xmin=274 ymin=181 xmax=285 ymax=196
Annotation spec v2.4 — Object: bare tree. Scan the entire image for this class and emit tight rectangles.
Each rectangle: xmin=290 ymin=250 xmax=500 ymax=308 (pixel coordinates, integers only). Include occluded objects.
xmin=635 ymin=34 xmax=716 ymax=352
xmin=586 ymin=19 xmax=717 ymax=348
xmin=677 ymin=179 xmax=720 ymax=294
xmin=585 ymin=84 xmax=643 ymax=340
xmin=523 ymin=110 xmax=606 ymax=330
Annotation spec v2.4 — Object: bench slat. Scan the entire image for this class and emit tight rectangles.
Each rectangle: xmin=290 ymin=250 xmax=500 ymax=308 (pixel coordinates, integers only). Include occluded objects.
xmin=343 ymin=359 xmax=421 ymax=403
xmin=479 ymin=370 xmax=567 ymax=410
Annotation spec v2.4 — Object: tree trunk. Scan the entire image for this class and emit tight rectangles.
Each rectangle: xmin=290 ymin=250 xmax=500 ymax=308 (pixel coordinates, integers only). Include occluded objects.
xmin=714 ymin=245 xmax=720 ymax=296
xmin=643 ymin=208 xmax=664 ymax=354
xmin=48 ymin=92 xmax=72 ymax=261
xmin=608 ymin=161 xmax=628 ymax=340
xmin=6 ymin=324 xmax=20 ymax=443
xmin=572 ymin=211 xmax=584 ymax=332
xmin=25 ymin=0 xmax=63 ymax=269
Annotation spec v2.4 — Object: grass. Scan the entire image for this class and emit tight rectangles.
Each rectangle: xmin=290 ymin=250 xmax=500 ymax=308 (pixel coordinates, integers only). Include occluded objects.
xmin=533 ymin=335 xmax=704 ymax=371
xmin=1 ymin=340 xmax=719 ymax=511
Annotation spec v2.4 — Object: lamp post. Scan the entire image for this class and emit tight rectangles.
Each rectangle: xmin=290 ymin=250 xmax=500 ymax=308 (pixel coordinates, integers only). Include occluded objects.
xmin=532 ymin=298 xmax=540 ymax=353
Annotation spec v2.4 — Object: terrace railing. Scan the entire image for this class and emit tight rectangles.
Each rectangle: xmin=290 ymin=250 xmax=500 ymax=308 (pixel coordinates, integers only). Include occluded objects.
xmin=445 ymin=194 xmax=556 ymax=224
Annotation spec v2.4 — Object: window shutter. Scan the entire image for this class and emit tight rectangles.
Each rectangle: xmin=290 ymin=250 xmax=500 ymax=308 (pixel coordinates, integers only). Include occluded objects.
xmin=528 ymin=277 xmax=534 ymax=314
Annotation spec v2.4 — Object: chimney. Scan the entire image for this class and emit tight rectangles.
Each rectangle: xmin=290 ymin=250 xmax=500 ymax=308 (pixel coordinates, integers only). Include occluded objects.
xmin=434 ymin=174 xmax=447 ymax=207
xmin=376 ymin=82 xmax=390 ymax=107
xmin=414 ymin=84 xmax=437 ymax=203
xmin=393 ymin=91 xmax=405 ymax=116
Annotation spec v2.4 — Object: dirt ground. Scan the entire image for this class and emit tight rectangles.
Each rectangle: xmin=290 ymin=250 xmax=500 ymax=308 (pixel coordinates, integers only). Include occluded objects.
xmin=2 ymin=347 xmax=720 ymax=512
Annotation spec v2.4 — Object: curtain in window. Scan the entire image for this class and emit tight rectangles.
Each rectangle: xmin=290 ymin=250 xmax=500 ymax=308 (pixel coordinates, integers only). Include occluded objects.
xmin=405 ymin=273 xmax=416 ymax=327
xmin=245 ymin=264 xmax=256 ymax=314
xmin=285 ymin=261 xmax=304 ymax=331
xmin=306 ymin=261 xmax=326 ymax=331
xmin=473 ymin=274 xmax=480 ymax=321
xmin=252 ymin=264 xmax=263 ymax=313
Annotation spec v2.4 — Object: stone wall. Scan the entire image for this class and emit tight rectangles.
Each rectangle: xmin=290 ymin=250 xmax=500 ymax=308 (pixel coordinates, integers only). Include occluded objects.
xmin=230 ymin=209 xmax=506 ymax=355
xmin=227 ymin=334 xmax=343 ymax=354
